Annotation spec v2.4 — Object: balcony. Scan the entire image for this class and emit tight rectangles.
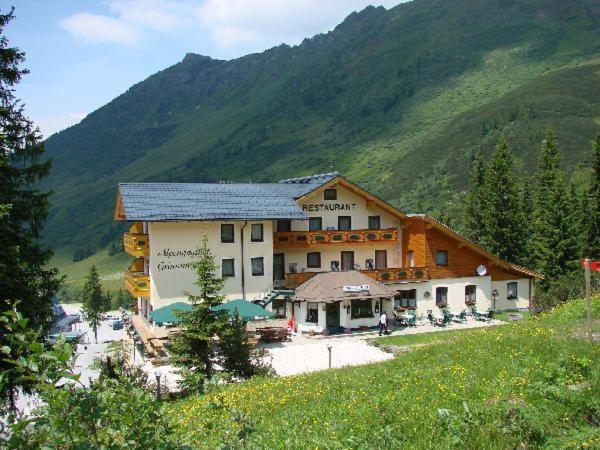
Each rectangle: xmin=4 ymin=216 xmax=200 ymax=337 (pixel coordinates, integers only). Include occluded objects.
xmin=274 ymin=228 xmax=398 ymax=249
xmin=125 ymin=270 xmax=150 ymax=297
xmin=283 ymin=267 xmax=429 ymax=289
xmin=123 ymin=232 xmax=149 ymax=257
xmin=361 ymin=267 xmax=429 ymax=283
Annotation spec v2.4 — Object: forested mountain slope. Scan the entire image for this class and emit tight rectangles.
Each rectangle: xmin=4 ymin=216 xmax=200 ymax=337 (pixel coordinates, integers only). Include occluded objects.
xmin=42 ymin=0 xmax=600 ymax=256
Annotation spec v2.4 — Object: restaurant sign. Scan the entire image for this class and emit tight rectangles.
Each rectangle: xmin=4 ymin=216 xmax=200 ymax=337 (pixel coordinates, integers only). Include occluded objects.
xmin=302 ymin=203 xmax=356 ymax=212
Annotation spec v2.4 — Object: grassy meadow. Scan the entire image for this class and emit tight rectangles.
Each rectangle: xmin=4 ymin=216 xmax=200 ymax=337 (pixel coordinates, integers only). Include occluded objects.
xmin=170 ymin=297 xmax=600 ymax=449
xmin=52 ymin=248 xmax=130 ymax=295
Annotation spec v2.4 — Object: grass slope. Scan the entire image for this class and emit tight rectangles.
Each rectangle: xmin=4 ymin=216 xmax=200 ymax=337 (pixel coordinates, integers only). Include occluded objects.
xmin=170 ymin=298 xmax=600 ymax=449
xmin=53 ymin=249 xmax=131 ymax=294
xmin=40 ymin=0 xmax=600 ymax=262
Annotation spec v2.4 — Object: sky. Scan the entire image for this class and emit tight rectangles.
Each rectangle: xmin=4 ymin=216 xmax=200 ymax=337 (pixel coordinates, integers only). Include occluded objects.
xmin=5 ymin=0 xmax=402 ymax=138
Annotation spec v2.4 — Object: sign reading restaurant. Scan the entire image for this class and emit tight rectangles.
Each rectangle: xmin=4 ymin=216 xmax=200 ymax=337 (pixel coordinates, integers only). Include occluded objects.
xmin=302 ymin=203 xmax=357 ymax=212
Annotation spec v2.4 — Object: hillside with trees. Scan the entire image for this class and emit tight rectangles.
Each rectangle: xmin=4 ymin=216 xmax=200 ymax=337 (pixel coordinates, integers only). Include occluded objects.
xmin=40 ymin=0 xmax=600 ymax=262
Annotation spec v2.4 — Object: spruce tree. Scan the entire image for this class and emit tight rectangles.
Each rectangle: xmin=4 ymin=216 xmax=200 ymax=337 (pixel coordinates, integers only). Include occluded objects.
xmin=532 ymin=129 xmax=577 ymax=285
xmin=0 ymin=8 xmax=60 ymax=329
xmin=464 ymin=147 xmax=488 ymax=246
xmin=583 ymin=134 xmax=600 ymax=259
xmin=168 ymin=237 xmax=229 ymax=393
xmin=481 ymin=135 xmax=527 ymax=264
xmin=82 ymin=265 xmax=104 ymax=343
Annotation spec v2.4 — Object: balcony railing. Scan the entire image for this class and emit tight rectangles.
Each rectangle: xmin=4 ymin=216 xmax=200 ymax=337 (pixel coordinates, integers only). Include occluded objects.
xmin=125 ymin=270 xmax=150 ymax=297
xmin=361 ymin=267 xmax=429 ymax=283
xmin=123 ymin=232 xmax=149 ymax=257
xmin=274 ymin=228 xmax=398 ymax=248
xmin=282 ymin=266 xmax=429 ymax=289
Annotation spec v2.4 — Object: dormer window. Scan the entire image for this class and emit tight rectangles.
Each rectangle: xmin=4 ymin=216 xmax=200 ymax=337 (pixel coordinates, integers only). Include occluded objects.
xmin=324 ymin=189 xmax=337 ymax=200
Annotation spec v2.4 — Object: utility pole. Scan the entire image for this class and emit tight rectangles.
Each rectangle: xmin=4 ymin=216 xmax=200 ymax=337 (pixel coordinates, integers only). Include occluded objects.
xmin=584 ymin=258 xmax=592 ymax=344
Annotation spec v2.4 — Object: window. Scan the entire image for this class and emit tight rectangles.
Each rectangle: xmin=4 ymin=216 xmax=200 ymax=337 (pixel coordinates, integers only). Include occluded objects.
xmin=407 ymin=250 xmax=415 ymax=268
xmin=375 ymin=250 xmax=387 ymax=269
xmin=324 ymin=189 xmax=337 ymax=200
xmin=277 ymin=220 xmax=291 ymax=232
xmin=338 ymin=216 xmax=351 ymax=230
xmin=251 ymin=257 xmax=264 ymax=276
xmin=222 ymin=258 xmax=235 ymax=277
xmin=309 ymin=217 xmax=322 ymax=231
xmin=507 ymin=282 xmax=518 ymax=300
xmin=307 ymin=252 xmax=321 ymax=268
xmin=436 ymin=250 xmax=448 ymax=266
xmin=221 ymin=224 xmax=234 ymax=243
xmin=250 ymin=223 xmax=263 ymax=242
xmin=272 ymin=299 xmax=286 ymax=319
xmin=368 ymin=215 xmax=381 ymax=230
xmin=436 ymin=287 xmax=448 ymax=307
xmin=306 ymin=302 xmax=318 ymax=323
xmin=351 ymin=299 xmax=373 ymax=319
xmin=394 ymin=289 xmax=417 ymax=309
xmin=465 ymin=285 xmax=477 ymax=304
xmin=341 ymin=251 xmax=354 ymax=271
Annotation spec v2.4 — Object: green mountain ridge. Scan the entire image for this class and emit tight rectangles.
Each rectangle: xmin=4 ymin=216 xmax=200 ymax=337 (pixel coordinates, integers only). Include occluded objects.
xmin=42 ymin=0 xmax=600 ymax=258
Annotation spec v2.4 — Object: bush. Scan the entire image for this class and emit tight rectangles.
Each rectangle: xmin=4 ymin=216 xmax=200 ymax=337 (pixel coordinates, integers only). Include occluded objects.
xmin=533 ymin=270 xmax=600 ymax=312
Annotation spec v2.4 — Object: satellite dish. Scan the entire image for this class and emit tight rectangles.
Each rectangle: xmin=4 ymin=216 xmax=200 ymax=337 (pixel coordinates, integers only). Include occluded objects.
xmin=476 ymin=265 xmax=487 ymax=276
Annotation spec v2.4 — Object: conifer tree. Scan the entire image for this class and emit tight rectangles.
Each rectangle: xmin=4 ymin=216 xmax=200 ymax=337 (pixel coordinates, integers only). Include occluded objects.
xmin=481 ymin=135 xmax=527 ymax=264
xmin=0 ymin=8 xmax=60 ymax=329
xmin=82 ymin=265 xmax=104 ymax=343
xmin=464 ymin=147 xmax=488 ymax=246
xmin=583 ymin=134 xmax=600 ymax=259
xmin=168 ymin=237 xmax=229 ymax=393
xmin=519 ymin=179 xmax=535 ymax=267
xmin=532 ymin=129 xmax=577 ymax=285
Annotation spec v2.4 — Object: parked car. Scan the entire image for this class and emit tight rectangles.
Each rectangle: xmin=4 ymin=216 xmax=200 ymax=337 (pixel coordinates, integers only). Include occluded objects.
xmin=111 ymin=319 xmax=124 ymax=330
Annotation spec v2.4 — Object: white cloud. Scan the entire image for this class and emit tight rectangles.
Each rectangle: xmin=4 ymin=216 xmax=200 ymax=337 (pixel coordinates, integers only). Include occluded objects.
xmin=36 ymin=113 xmax=87 ymax=138
xmin=60 ymin=0 xmax=196 ymax=46
xmin=59 ymin=0 xmax=404 ymax=51
xmin=196 ymin=0 xmax=403 ymax=51
xmin=59 ymin=13 xmax=139 ymax=45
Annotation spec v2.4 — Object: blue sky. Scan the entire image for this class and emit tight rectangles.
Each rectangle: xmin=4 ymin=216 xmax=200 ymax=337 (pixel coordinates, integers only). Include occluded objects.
xmin=5 ymin=0 xmax=401 ymax=138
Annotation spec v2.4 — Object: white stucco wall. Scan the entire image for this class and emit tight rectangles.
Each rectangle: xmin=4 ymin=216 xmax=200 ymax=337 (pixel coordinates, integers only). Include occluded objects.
xmin=492 ymin=278 xmax=532 ymax=310
xmin=289 ymin=186 xmax=403 ymax=231
xmin=147 ymin=220 xmax=274 ymax=309
xmin=283 ymin=244 xmax=401 ymax=273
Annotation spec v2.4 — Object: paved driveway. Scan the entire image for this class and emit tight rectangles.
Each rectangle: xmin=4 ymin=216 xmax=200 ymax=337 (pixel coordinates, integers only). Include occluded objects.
xmin=265 ymin=338 xmax=393 ymax=376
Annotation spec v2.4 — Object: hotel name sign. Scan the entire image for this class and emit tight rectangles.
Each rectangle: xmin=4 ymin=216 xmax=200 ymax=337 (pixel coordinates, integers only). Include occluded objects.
xmin=302 ymin=203 xmax=357 ymax=212
xmin=155 ymin=248 xmax=199 ymax=272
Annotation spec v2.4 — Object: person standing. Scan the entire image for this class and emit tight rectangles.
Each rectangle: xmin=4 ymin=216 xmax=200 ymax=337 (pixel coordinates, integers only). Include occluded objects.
xmin=379 ymin=311 xmax=388 ymax=336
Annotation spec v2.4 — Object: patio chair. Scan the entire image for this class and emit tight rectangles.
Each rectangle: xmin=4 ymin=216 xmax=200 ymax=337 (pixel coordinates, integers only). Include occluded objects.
xmin=441 ymin=308 xmax=452 ymax=326
xmin=427 ymin=310 xmax=435 ymax=325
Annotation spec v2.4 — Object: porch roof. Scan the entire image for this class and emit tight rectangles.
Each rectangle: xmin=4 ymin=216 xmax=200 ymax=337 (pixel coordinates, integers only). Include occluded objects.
xmin=291 ymin=270 xmax=397 ymax=303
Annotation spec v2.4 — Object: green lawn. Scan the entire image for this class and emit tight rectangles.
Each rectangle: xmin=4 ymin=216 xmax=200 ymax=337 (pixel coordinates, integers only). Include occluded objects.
xmin=372 ymin=327 xmax=480 ymax=348
xmin=169 ymin=297 xmax=600 ymax=449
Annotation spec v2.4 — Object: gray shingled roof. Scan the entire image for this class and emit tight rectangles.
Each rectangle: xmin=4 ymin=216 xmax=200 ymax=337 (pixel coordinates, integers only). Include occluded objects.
xmin=119 ymin=181 xmax=312 ymax=222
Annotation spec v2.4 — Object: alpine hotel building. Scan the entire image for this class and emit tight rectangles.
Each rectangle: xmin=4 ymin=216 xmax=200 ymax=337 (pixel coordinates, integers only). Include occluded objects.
xmin=114 ymin=173 xmax=541 ymax=334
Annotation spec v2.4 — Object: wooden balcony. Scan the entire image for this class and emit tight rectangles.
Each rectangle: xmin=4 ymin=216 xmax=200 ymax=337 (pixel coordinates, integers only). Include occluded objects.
xmin=123 ymin=232 xmax=149 ymax=257
xmin=125 ymin=270 xmax=150 ymax=297
xmin=274 ymin=228 xmax=398 ymax=249
xmin=283 ymin=267 xmax=429 ymax=289
xmin=361 ymin=267 xmax=429 ymax=283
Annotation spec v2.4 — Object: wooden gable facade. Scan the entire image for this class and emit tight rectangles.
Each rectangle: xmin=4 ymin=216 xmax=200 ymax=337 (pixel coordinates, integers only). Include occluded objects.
xmin=402 ymin=215 xmax=541 ymax=281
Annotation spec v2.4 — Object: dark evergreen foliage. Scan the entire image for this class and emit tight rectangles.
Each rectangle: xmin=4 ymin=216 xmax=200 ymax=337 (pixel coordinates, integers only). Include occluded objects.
xmin=81 ymin=265 xmax=104 ymax=343
xmin=167 ymin=237 xmax=229 ymax=393
xmin=464 ymin=147 xmax=487 ymax=244
xmin=0 ymin=8 xmax=60 ymax=328
xmin=532 ymin=129 xmax=579 ymax=286
xmin=583 ymin=134 xmax=600 ymax=259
